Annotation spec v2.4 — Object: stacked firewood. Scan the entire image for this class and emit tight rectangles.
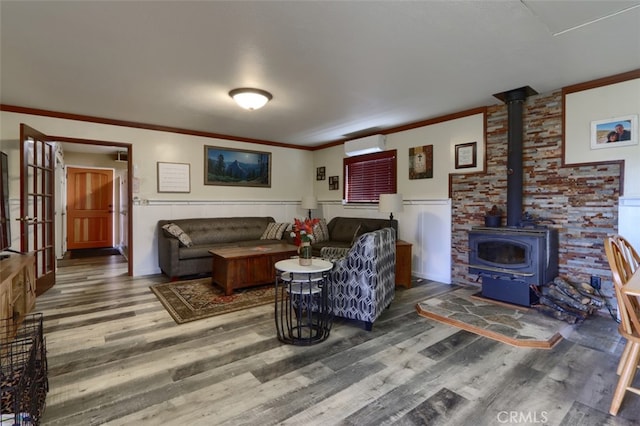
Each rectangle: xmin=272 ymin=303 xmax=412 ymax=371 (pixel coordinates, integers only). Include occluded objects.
xmin=533 ymin=276 xmax=604 ymax=324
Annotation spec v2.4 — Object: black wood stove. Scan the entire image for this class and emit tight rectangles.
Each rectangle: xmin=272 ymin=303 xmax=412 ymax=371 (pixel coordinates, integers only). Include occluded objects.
xmin=469 ymin=226 xmax=558 ymax=306
xmin=468 ymin=86 xmax=559 ymax=307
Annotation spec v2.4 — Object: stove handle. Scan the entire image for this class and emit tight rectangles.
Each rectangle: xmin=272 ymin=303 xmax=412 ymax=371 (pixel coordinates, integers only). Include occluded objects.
xmin=468 ymin=264 xmax=534 ymax=277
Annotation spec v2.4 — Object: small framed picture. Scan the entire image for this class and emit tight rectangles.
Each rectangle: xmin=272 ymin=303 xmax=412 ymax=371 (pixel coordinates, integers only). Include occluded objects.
xmin=455 ymin=142 xmax=477 ymax=169
xmin=329 ymin=176 xmax=339 ymax=190
xmin=316 ymin=166 xmax=326 ymax=180
xmin=157 ymin=162 xmax=191 ymax=193
xmin=590 ymin=115 xmax=638 ymax=149
xmin=409 ymin=145 xmax=433 ymax=179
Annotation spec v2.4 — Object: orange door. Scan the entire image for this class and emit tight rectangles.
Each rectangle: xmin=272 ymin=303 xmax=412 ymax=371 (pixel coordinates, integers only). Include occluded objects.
xmin=67 ymin=167 xmax=113 ymax=249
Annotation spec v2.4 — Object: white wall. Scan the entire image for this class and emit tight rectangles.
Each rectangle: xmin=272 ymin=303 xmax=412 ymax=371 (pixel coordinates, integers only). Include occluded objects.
xmin=0 ymin=131 xmax=22 ymax=249
xmin=0 ymin=112 xmax=314 ymax=201
xmin=319 ymin=200 xmax=452 ymax=283
xmin=4 ymin=77 xmax=635 ymax=280
xmin=313 ymin=113 xmax=485 ymax=284
xmin=1 ymin=112 xmax=314 ymax=275
xmin=312 ymin=114 xmax=484 ymax=201
xmin=565 ymin=78 xmax=640 ymax=196
xmin=619 ymin=197 xmax=640 ymax=256
xmin=565 ymin=77 xmax=640 ymax=250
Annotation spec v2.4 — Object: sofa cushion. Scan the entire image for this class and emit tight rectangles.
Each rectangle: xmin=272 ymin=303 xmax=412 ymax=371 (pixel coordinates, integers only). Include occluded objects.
xmin=311 ymin=240 xmax=351 ymax=256
xmin=327 ymin=217 xmax=398 ymax=239
xmin=178 ymin=245 xmax=214 ymax=260
xmin=173 ymin=217 xmax=274 ymax=245
xmin=260 ymin=222 xmax=289 ymax=240
xmin=162 ymin=223 xmax=193 ymax=247
xmin=320 ymin=246 xmax=351 ymax=262
xmin=312 ymin=218 xmax=330 ymax=243
xmin=331 ymin=219 xmax=362 ymax=243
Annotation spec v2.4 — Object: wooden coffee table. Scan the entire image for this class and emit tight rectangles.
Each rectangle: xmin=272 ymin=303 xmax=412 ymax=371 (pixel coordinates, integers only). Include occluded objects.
xmin=209 ymin=243 xmax=298 ymax=295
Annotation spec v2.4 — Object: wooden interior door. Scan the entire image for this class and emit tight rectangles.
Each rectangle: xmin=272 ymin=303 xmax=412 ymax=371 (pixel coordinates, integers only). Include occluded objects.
xmin=67 ymin=167 xmax=114 ymax=249
xmin=19 ymin=124 xmax=55 ymax=292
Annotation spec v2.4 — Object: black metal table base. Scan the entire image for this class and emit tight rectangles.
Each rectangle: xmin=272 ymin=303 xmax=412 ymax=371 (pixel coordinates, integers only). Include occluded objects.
xmin=275 ymin=271 xmax=333 ymax=345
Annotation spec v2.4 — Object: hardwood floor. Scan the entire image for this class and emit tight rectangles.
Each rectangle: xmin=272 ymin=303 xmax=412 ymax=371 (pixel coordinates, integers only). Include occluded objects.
xmin=31 ymin=254 xmax=639 ymax=425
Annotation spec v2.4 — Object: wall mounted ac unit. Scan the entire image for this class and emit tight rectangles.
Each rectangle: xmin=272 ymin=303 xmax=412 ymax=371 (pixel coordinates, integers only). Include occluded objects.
xmin=344 ymin=134 xmax=386 ymax=157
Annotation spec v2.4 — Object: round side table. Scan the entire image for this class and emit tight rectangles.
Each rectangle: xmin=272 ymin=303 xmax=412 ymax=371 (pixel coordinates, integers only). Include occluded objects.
xmin=274 ymin=258 xmax=333 ymax=345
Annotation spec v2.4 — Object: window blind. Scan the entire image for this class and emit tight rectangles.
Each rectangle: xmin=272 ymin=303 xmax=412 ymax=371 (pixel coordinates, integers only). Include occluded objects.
xmin=344 ymin=150 xmax=397 ymax=203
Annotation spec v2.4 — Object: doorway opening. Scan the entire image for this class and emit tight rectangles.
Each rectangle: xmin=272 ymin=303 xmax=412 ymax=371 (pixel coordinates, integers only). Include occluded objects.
xmin=53 ymin=137 xmax=133 ymax=277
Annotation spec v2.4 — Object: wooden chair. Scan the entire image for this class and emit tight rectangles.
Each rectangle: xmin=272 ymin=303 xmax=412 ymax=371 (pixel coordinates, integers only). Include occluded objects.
xmin=612 ymin=234 xmax=640 ymax=276
xmin=604 ymin=236 xmax=640 ymax=415
xmin=610 ymin=235 xmax=640 ymax=376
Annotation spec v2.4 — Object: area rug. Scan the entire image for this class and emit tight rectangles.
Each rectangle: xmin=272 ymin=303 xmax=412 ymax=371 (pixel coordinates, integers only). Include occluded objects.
xmin=150 ymin=278 xmax=275 ymax=324
xmin=416 ymin=287 xmax=575 ymax=349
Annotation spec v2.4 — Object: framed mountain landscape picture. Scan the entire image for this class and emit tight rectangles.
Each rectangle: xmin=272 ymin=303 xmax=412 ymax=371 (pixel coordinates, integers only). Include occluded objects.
xmin=204 ymin=146 xmax=271 ymax=187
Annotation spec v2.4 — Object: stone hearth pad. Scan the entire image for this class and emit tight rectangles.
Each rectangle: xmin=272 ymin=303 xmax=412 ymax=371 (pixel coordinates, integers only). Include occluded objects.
xmin=416 ymin=287 xmax=575 ymax=349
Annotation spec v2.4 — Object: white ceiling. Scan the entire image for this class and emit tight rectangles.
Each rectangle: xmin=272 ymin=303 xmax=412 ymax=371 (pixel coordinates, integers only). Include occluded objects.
xmin=2 ymin=1 xmax=639 ymax=149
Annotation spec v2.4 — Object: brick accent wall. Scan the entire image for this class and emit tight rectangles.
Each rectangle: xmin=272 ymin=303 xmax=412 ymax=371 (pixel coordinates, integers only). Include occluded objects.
xmin=450 ymin=90 xmax=622 ymax=301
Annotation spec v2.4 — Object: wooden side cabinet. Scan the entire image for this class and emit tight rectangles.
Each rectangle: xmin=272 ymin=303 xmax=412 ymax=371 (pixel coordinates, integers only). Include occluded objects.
xmin=395 ymin=240 xmax=412 ymax=288
xmin=0 ymin=253 xmax=36 ymax=337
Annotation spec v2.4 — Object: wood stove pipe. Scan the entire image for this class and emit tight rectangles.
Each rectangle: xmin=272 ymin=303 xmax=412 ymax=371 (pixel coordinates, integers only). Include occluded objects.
xmin=494 ymin=86 xmax=537 ymax=227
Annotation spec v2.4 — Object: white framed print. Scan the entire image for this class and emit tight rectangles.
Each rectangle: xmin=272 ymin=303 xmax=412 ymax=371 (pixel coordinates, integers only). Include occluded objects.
xmin=157 ymin=162 xmax=191 ymax=193
xmin=590 ymin=115 xmax=638 ymax=150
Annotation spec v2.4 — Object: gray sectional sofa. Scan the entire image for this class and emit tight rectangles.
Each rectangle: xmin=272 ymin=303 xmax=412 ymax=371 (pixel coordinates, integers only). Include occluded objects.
xmin=307 ymin=216 xmax=398 ymax=256
xmin=157 ymin=215 xmax=398 ymax=280
xmin=157 ymin=217 xmax=286 ymax=279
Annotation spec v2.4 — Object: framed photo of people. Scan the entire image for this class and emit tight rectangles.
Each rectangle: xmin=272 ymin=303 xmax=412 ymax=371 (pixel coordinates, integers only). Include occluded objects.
xmin=590 ymin=115 xmax=638 ymax=150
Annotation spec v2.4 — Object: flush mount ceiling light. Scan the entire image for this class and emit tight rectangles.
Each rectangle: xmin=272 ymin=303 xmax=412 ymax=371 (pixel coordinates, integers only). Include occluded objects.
xmin=228 ymin=88 xmax=273 ymax=110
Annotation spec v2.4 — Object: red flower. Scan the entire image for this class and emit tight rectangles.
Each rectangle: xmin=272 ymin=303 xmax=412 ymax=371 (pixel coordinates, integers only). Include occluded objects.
xmin=290 ymin=217 xmax=320 ymax=246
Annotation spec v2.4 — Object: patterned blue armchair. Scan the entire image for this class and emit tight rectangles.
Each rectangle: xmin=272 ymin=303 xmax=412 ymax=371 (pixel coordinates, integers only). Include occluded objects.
xmin=321 ymin=227 xmax=396 ymax=331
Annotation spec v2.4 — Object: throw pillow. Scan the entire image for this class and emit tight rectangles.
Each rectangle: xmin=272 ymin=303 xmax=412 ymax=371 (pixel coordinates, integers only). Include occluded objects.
xmin=260 ymin=222 xmax=290 ymax=240
xmin=351 ymin=224 xmax=363 ymax=245
xmin=162 ymin=223 xmax=193 ymax=247
xmin=351 ymin=223 xmax=374 ymax=245
xmin=312 ymin=218 xmax=330 ymax=243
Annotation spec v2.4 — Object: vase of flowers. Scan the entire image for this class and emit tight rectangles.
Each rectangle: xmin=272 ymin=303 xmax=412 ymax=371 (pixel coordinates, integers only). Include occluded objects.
xmin=298 ymin=241 xmax=312 ymax=266
xmin=291 ymin=217 xmax=319 ymax=266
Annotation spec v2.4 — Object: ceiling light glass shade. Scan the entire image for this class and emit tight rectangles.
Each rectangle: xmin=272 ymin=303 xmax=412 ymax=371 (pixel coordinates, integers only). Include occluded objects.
xmin=229 ymin=88 xmax=273 ymax=110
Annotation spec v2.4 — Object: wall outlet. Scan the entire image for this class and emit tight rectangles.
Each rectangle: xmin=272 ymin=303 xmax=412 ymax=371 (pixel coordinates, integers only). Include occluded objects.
xmin=590 ymin=275 xmax=601 ymax=290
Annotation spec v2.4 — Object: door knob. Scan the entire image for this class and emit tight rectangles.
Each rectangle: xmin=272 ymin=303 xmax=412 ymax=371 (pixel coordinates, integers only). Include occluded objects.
xmin=16 ymin=216 xmax=37 ymax=223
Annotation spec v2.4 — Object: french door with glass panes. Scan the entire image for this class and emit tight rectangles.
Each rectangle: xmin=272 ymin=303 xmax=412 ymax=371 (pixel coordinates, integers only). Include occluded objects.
xmin=20 ymin=124 xmax=55 ymax=291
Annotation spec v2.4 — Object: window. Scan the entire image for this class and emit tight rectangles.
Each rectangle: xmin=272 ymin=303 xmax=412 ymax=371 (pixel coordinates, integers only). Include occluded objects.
xmin=344 ymin=150 xmax=397 ymax=203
